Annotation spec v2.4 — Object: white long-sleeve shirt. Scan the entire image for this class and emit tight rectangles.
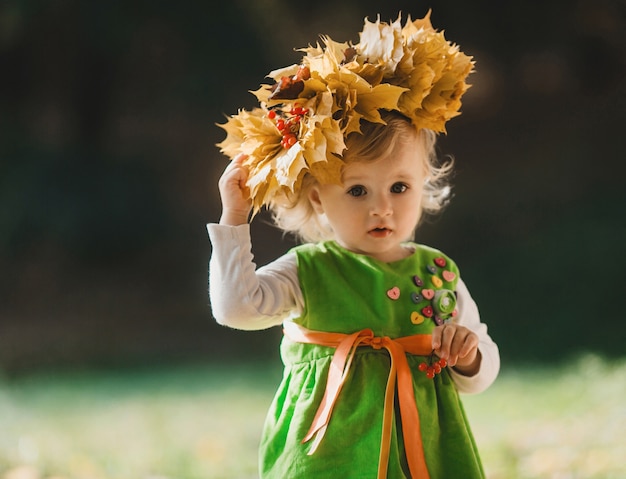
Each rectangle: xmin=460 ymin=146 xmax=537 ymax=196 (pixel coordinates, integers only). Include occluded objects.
xmin=208 ymin=223 xmax=500 ymax=394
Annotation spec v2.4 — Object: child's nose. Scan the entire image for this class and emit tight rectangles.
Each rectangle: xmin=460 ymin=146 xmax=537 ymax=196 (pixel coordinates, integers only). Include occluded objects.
xmin=370 ymin=194 xmax=393 ymax=217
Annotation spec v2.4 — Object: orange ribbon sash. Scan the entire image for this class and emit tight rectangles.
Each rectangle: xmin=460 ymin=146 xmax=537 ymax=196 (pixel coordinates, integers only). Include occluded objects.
xmin=283 ymin=321 xmax=432 ymax=479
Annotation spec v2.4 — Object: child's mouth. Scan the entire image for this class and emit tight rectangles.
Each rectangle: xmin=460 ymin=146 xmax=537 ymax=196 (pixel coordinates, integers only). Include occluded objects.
xmin=369 ymin=227 xmax=391 ymax=238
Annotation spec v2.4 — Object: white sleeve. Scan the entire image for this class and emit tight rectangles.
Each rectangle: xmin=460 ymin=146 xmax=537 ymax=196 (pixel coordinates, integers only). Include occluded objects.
xmin=207 ymin=223 xmax=303 ymax=331
xmin=447 ymin=278 xmax=500 ymax=394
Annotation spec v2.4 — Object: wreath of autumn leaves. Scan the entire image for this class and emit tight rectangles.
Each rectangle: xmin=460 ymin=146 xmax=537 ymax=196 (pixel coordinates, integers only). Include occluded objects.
xmin=217 ymin=11 xmax=474 ymax=214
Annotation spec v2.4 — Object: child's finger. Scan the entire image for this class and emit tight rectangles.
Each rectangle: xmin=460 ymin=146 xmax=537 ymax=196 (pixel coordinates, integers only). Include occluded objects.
xmin=233 ymin=153 xmax=248 ymax=164
xmin=457 ymin=333 xmax=479 ymax=359
xmin=431 ymin=327 xmax=441 ymax=350
xmin=431 ymin=324 xmax=446 ymax=350
xmin=433 ymin=325 xmax=454 ymax=359
xmin=222 ymin=154 xmax=246 ymax=174
xmin=220 ymin=166 xmax=244 ymax=190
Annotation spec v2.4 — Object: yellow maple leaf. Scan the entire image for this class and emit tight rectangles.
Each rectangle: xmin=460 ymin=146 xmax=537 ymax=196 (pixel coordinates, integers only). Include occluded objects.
xmin=358 ymin=14 xmax=405 ymax=75
xmin=356 ymin=83 xmax=408 ymax=124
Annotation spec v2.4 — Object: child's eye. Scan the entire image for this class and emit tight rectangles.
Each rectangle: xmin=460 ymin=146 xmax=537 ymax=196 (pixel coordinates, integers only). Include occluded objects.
xmin=347 ymin=185 xmax=367 ymax=197
xmin=391 ymin=182 xmax=408 ymax=193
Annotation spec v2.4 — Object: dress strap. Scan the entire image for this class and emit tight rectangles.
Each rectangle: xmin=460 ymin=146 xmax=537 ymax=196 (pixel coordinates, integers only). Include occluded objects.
xmin=283 ymin=321 xmax=432 ymax=479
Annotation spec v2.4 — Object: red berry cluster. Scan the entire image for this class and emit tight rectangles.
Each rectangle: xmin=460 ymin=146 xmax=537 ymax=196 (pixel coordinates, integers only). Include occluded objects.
xmin=418 ymin=352 xmax=448 ymax=379
xmin=267 ymin=104 xmax=310 ymax=149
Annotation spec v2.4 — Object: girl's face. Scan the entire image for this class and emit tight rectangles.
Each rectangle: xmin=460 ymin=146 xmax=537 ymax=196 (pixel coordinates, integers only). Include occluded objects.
xmin=309 ymin=135 xmax=426 ymax=263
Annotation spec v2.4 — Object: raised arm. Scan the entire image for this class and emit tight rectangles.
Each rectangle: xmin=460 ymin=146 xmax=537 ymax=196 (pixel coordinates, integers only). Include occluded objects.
xmin=208 ymin=156 xmax=303 ymax=330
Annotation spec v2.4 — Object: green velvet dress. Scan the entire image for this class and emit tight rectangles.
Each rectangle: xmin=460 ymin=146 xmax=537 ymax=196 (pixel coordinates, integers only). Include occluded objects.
xmin=259 ymin=241 xmax=485 ymax=478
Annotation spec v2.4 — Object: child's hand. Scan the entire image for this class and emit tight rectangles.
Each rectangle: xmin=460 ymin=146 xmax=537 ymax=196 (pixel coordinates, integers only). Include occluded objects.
xmin=218 ymin=154 xmax=252 ymax=226
xmin=431 ymin=324 xmax=481 ymax=376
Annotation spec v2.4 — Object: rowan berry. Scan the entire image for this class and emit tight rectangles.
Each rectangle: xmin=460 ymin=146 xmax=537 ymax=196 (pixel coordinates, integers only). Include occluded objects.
xmin=419 ymin=350 xmax=448 ymax=379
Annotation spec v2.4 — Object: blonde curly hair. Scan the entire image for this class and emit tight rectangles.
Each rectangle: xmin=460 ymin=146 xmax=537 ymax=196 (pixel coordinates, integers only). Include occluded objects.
xmin=271 ymin=112 xmax=453 ymax=243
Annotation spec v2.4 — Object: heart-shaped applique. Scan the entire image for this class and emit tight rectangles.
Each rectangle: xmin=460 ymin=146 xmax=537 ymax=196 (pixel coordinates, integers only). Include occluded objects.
xmin=426 ymin=265 xmax=437 ymax=274
xmin=422 ymin=289 xmax=435 ymax=300
xmin=412 ymin=275 xmax=424 ymax=287
xmin=386 ymin=286 xmax=400 ymax=300
xmin=421 ymin=305 xmax=434 ymax=318
xmin=431 ymin=276 xmax=443 ymax=288
xmin=410 ymin=312 xmax=425 ymax=324
xmin=434 ymin=257 xmax=447 ymax=268
xmin=442 ymin=270 xmax=456 ymax=282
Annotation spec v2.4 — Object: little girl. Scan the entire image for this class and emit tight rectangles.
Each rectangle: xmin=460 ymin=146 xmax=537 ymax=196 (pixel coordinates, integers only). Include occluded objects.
xmin=208 ymin=12 xmax=499 ymax=479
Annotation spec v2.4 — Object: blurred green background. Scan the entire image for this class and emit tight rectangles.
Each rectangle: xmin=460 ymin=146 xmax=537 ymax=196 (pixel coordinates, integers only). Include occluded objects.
xmin=1 ymin=0 xmax=625 ymax=376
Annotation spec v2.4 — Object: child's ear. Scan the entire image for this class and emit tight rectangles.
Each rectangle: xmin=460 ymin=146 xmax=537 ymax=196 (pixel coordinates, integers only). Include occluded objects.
xmin=308 ymin=186 xmax=325 ymax=215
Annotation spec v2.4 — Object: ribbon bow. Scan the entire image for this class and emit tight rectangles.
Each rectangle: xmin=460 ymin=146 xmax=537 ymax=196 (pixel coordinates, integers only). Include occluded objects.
xmin=283 ymin=322 xmax=432 ymax=479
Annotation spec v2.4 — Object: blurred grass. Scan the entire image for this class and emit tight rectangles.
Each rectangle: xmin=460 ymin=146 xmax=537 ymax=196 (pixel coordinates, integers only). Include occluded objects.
xmin=0 ymin=355 xmax=624 ymax=479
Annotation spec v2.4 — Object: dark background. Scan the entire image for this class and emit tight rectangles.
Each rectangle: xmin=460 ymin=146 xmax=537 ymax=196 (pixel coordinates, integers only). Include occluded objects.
xmin=1 ymin=0 xmax=624 ymax=375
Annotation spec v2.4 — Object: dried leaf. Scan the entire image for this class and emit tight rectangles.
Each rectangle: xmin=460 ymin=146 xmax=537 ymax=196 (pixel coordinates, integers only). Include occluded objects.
xmin=215 ymin=10 xmax=474 ymax=210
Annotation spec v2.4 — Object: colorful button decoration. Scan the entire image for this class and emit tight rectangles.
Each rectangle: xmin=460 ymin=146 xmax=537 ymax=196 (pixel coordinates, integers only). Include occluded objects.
xmin=434 ymin=257 xmax=447 ymax=268
xmin=410 ymin=312 xmax=425 ymax=324
xmin=382 ymin=253 xmax=458 ymax=329
xmin=422 ymin=288 xmax=435 ymax=300
xmin=442 ymin=270 xmax=456 ymax=282
xmin=386 ymin=286 xmax=400 ymax=300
